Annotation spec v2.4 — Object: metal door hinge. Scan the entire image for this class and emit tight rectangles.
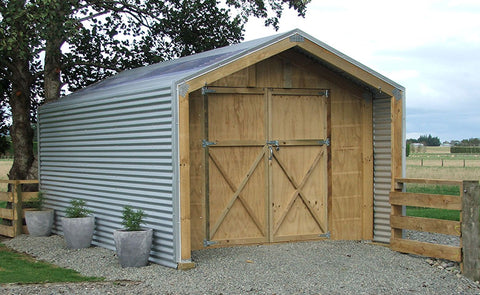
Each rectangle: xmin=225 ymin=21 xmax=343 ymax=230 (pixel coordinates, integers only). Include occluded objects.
xmin=203 ymin=239 xmax=218 ymax=247
xmin=319 ymin=138 xmax=330 ymax=146
xmin=202 ymin=139 xmax=216 ymax=148
xmin=202 ymin=87 xmax=216 ymax=95
xmin=319 ymin=231 xmax=331 ymax=239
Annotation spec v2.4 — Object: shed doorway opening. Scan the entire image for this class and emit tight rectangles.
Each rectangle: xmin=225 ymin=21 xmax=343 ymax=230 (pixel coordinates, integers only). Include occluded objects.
xmin=203 ymin=87 xmax=329 ymax=247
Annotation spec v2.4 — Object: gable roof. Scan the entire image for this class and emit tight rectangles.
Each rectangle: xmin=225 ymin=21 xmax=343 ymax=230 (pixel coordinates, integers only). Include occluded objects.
xmin=62 ymin=28 xmax=404 ymax=102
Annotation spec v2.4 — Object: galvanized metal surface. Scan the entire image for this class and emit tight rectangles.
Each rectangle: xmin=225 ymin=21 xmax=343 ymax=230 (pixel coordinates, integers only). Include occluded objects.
xmin=373 ymin=98 xmax=392 ymax=243
xmin=38 ymin=86 xmax=178 ymax=268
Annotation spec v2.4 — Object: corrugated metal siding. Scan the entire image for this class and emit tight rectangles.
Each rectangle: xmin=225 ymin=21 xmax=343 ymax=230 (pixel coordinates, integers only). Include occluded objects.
xmin=38 ymin=86 xmax=177 ymax=268
xmin=373 ymin=98 xmax=392 ymax=243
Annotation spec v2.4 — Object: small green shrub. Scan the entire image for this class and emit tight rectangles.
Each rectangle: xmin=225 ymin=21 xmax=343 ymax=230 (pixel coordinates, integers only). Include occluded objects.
xmin=24 ymin=191 xmax=45 ymax=210
xmin=65 ymin=199 xmax=92 ymax=218
xmin=121 ymin=206 xmax=145 ymax=231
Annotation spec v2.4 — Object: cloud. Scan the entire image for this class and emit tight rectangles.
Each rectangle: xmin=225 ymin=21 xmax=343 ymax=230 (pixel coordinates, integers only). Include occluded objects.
xmin=243 ymin=1 xmax=480 ymax=141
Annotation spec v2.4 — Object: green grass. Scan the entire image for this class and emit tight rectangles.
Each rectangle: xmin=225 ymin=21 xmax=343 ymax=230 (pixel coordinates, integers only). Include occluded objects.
xmin=406 ymin=207 xmax=460 ymax=221
xmin=405 ymin=184 xmax=460 ymax=221
xmin=0 ymin=243 xmax=103 ymax=284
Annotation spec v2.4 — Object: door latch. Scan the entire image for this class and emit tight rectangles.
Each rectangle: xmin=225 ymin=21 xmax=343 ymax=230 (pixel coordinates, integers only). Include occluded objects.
xmin=267 ymin=140 xmax=279 ymax=160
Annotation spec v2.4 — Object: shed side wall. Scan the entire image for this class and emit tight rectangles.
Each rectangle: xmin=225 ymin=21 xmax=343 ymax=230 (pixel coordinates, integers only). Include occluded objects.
xmin=372 ymin=97 xmax=392 ymax=243
xmin=38 ymin=87 xmax=177 ymax=268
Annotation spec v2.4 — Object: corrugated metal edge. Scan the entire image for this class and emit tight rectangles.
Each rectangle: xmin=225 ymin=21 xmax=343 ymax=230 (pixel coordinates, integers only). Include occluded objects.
xmin=171 ymin=82 xmax=182 ymax=266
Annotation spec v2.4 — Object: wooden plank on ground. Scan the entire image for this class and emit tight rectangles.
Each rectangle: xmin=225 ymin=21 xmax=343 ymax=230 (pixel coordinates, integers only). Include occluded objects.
xmin=0 ymin=224 xmax=14 ymax=237
xmin=390 ymin=215 xmax=461 ymax=236
xmin=390 ymin=191 xmax=462 ymax=210
xmin=0 ymin=208 xmax=13 ymax=220
xmin=0 ymin=191 xmax=12 ymax=202
xmin=391 ymin=238 xmax=461 ymax=262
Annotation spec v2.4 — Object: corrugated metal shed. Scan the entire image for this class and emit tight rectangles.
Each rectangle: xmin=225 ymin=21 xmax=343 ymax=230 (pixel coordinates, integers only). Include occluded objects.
xmin=38 ymin=28 xmax=405 ymax=268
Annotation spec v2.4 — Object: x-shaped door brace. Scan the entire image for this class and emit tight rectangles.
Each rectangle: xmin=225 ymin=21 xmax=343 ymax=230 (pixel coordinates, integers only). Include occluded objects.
xmin=272 ymin=148 xmax=327 ymax=235
xmin=208 ymin=146 xmax=268 ymax=239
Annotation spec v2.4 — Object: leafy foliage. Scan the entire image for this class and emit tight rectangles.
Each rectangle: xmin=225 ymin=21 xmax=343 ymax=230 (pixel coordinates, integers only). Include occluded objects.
xmin=0 ymin=0 xmax=311 ymax=181
xmin=24 ymin=191 xmax=45 ymax=210
xmin=65 ymin=199 xmax=92 ymax=218
xmin=121 ymin=206 xmax=145 ymax=231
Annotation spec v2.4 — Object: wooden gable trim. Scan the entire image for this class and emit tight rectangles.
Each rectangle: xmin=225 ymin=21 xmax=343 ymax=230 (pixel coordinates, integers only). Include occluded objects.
xmin=185 ymin=38 xmax=298 ymax=93
xmin=297 ymin=39 xmax=397 ymax=96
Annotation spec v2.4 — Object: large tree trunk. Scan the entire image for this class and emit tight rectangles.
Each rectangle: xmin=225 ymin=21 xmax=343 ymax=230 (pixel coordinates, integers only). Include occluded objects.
xmin=44 ymin=36 xmax=63 ymax=103
xmin=8 ymin=59 xmax=34 ymax=181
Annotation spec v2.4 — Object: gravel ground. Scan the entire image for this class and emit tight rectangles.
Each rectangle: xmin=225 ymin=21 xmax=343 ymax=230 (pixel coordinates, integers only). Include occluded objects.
xmin=1 ymin=234 xmax=480 ymax=295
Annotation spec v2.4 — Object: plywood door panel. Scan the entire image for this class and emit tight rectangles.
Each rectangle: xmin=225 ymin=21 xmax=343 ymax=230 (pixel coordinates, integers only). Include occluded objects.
xmin=205 ymin=87 xmax=329 ymax=246
xmin=206 ymin=92 xmax=268 ymax=245
xmin=270 ymin=93 xmax=328 ymax=241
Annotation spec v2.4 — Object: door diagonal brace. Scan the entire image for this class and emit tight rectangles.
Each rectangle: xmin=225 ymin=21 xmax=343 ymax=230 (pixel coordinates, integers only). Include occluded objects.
xmin=272 ymin=148 xmax=327 ymax=234
xmin=208 ymin=146 xmax=268 ymax=239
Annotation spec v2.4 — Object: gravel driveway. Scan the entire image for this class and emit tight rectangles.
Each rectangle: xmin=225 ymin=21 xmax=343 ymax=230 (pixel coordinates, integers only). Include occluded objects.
xmin=1 ymin=235 xmax=479 ymax=294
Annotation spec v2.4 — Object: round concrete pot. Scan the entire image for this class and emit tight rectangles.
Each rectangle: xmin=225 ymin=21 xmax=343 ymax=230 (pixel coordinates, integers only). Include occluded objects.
xmin=113 ymin=228 xmax=153 ymax=267
xmin=25 ymin=209 xmax=54 ymax=237
xmin=61 ymin=216 xmax=95 ymax=249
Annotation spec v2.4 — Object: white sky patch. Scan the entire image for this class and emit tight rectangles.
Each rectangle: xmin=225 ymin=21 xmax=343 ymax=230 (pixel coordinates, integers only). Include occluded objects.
xmin=244 ymin=0 xmax=480 ymax=141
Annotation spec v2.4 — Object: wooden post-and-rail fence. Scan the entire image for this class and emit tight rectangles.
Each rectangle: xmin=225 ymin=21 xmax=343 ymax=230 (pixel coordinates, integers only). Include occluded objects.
xmin=0 ymin=180 xmax=39 ymax=237
xmin=390 ymin=178 xmax=480 ymax=281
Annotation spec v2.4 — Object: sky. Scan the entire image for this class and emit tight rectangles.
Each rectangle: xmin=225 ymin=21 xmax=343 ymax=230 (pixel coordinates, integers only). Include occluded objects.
xmin=243 ymin=0 xmax=480 ymax=142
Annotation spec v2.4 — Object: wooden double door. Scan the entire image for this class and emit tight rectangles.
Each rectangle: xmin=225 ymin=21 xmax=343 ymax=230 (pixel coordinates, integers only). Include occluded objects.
xmin=204 ymin=87 xmax=329 ymax=246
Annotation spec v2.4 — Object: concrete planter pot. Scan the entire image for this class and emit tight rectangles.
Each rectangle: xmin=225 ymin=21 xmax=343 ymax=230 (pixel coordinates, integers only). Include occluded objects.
xmin=61 ymin=216 xmax=95 ymax=249
xmin=25 ymin=209 xmax=54 ymax=237
xmin=113 ymin=228 xmax=153 ymax=267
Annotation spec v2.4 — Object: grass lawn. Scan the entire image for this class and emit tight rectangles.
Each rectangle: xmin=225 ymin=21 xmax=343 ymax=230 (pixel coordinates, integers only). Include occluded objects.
xmin=405 ymin=184 xmax=461 ymax=221
xmin=0 ymin=243 xmax=103 ymax=284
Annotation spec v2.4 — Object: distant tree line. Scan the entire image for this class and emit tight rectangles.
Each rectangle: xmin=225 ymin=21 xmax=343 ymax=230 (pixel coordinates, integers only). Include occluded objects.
xmin=448 ymin=138 xmax=480 ymax=146
xmin=407 ymin=134 xmax=441 ymax=147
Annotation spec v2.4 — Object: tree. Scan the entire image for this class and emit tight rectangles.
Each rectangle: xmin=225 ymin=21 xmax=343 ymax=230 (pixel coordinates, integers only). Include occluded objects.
xmin=1 ymin=0 xmax=311 ymax=182
xmin=418 ymin=134 xmax=441 ymax=147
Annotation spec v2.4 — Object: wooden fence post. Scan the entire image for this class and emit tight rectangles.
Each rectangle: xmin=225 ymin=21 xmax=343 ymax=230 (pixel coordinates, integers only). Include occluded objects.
xmin=12 ymin=181 xmax=23 ymax=237
xmin=462 ymin=180 xmax=480 ymax=281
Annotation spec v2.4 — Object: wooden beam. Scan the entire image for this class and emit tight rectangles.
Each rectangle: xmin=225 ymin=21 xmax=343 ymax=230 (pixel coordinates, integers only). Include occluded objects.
xmin=395 ymin=178 xmax=462 ymax=187
xmin=0 ymin=224 xmax=14 ymax=237
xmin=362 ymin=94 xmax=373 ymax=240
xmin=390 ymin=191 xmax=462 ymax=210
xmin=391 ymin=238 xmax=461 ymax=262
xmin=177 ymin=262 xmax=196 ymax=270
xmin=391 ymin=96 xmax=403 ymax=188
xmin=0 ymin=192 xmax=11 ymax=202
xmin=0 ymin=208 xmax=13 ymax=220
xmin=178 ymin=92 xmax=192 ymax=261
xmin=462 ymin=180 xmax=480 ymax=281
xmin=390 ymin=215 xmax=461 ymax=236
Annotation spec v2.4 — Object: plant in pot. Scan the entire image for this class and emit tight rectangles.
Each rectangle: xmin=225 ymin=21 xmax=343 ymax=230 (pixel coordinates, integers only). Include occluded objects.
xmin=61 ymin=199 xmax=95 ymax=249
xmin=113 ymin=206 xmax=153 ymax=267
xmin=24 ymin=192 xmax=54 ymax=237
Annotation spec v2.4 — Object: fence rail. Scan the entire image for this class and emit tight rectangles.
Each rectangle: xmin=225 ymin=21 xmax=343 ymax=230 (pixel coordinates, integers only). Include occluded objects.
xmin=390 ymin=178 xmax=480 ymax=281
xmin=406 ymin=158 xmax=480 ymax=167
xmin=0 ymin=180 xmax=39 ymax=237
